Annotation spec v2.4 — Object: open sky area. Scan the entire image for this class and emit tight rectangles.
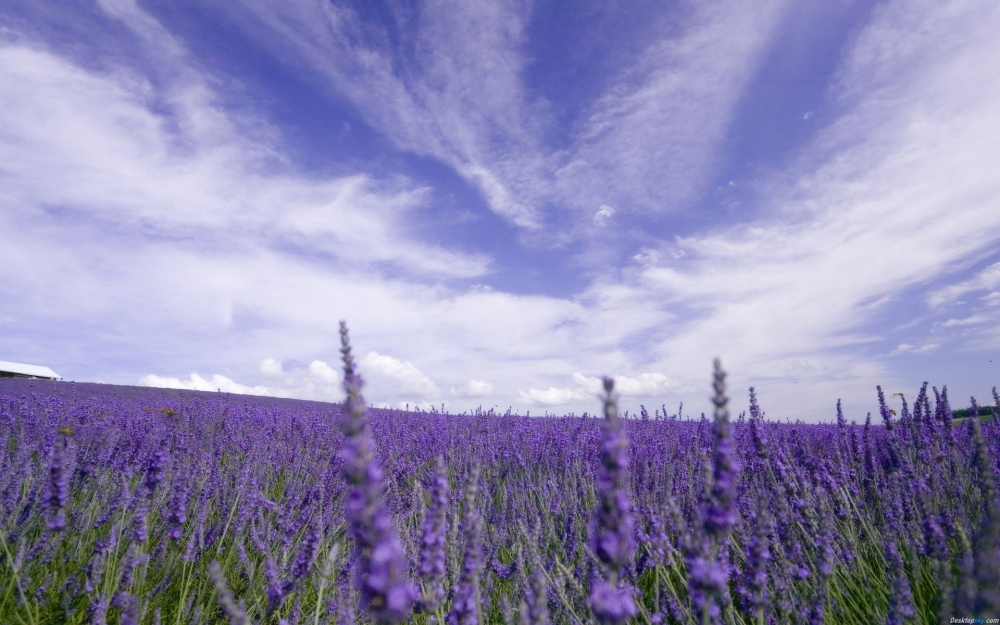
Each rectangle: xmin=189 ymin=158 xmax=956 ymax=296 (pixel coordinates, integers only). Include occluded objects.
xmin=1 ymin=0 xmax=998 ymax=422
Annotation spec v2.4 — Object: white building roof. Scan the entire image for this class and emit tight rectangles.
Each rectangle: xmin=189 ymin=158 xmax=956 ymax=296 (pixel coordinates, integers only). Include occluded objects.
xmin=0 ymin=360 xmax=62 ymax=379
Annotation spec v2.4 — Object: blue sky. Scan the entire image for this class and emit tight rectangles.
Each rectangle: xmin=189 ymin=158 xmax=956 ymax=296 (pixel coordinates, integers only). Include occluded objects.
xmin=2 ymin=0 xmax=998 ymax=421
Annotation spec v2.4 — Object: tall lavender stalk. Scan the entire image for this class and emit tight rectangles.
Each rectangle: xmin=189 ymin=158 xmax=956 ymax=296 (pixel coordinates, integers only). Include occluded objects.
xmin=704 ymin=360 xmax=740 ymax=539
xmin=418 ymin=455 xmax=449 ymax=615
xmin=448 ymin=463 xmax=483 ymax=625
xmin=339 ymin=321 xmax=415 ymax=623
xmin=587 ymin=376 xmax=638 ymax=624
xmin=970 ymin=415 xmax=1000 ymax=613
xmin=47 ymin=426 xmax=71 ymax=531
xmin=739 ymin=499 xmax=771 ymax=622
xmin=688 ymin=359 xmax=741 ymax=625
xmin=884 ymin=540 xmax=914 ymax=625
xmin=208 ymin=561 xmax=251 ymax=625
xmin=877 ymin=385 xmax=894 ymax=430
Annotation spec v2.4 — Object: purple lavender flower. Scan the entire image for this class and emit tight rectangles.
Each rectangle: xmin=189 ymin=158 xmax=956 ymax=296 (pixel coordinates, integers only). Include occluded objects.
xmin=686 ymin=359 xmax=741 ymax=624
xmin=291 ymin=523 xmax=321 ymax=582
xmin=590 ymin=377 xmax=636 ymax=576
xmin=687 ymin=555 xmax=726 ymax=621
xmin=208 ymin=561 xmax=251 ymax=625
xmin=47 ymin=429 xmax=70 ymax=531
xmin=88 ymin=594 xmax=108 ymax=625
xmin=588 ymin=579 xmax=637 ymax=625
xmin=884 ymin=540 xmax=914 ymax=625
xmin=877 ymin=385 xmax=894 ymax=430
xmin=339 ymin=321 xmax=416 ymax=623
xmin=418 ymin=456 xmax=449 ymax=613
xmin=704 ymin=361 xmax=740 ymax=539
xmin=133 ymin=498 xmax=148 ymax=544
xmin=118 ymin=592 xmax=139 ymax=625
xmin=587 ymin=377 xmax=638 ymax=624
xmin=448 ymin=463 xmax=483 ymax=625
xmin=524 ymin=543 xmax=550 ymax=625
xmin=167 ymin=463 xmax=188 ymax=541
xmin=145 ymin=448 xmax=166 ymax=497
xmin=916 ymin=478 xmax=948 ymax=559
xmin=934 ymin=386 xmax=953 ymax=428
xmin=739 ymin=512 xmax=771 ymax=617
xmin=970 ymin=415 xmax=1000 ymax=613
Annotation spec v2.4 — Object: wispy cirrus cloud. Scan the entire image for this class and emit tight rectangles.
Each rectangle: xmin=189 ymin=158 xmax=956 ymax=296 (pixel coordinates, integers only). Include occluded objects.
xmin=220 ymin=0 xmax=792 ymax=236
xmin=222 ymin=0 xmax=544 ymax=229
xmin=0 ymin=38 xmax=490 ymax=279
xmin=3 ymin=0 xmax=999 ymax=423
xmin=578 ymin=0 xmax=1000 ymax=415
xmin=552 ymin=0 xmax=790 ymax=222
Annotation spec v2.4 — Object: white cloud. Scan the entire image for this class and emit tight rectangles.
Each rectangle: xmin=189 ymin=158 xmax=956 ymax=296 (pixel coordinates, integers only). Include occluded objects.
xmin=941 ymin=315 xmax=990 ymax=328
xmin=0 ymin=28 xmax=490 ymax=280
xmin=593 ymin=204 xmax=615 ymax=226
xmin=259 ymin=357 xmax=283 ymax=377
xmin=891 ymin=343 xmax=939 ymax=355
xmin=358 ymin=351 xmax=440 ymax=397
xmin=451 ymin=379 xmax=494 ymax=398
xmin=926 ymin=262 xmax=1000 ymax=309
xmin=139 ymin=373 xmax=270 ymax=396
xmin=518 ymin=386 xmax=587 ymax=406
xmin=308 ymin=360 xmax=340 ymax=384
xmin=615 ymin=372 xmax=684 ymax=396
xmin=4 ymin=0 xmax=1000 ymax=423
xmin=551 ymin=0 xmax=790 ymax=221
xmin=222 ymin=0 xmax=543 ymax=229
xmin=520 ymin=370 xmax=685 ymax=407
xmin=222 ymin=0 xmax=791 ymax=233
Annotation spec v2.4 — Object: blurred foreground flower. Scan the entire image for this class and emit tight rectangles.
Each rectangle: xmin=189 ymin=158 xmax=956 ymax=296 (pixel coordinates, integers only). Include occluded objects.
xmin=339 ymin=320 xmax=416 ymax=623
xmin=588 ymin=376 xmax=638 ymax=624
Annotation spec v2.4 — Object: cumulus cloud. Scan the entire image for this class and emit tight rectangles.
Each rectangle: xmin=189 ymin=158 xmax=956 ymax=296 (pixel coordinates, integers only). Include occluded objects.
xmin=520 ymin=370 xmax=683 ymax=407
xmin=259 ymin=357 xmax=283 ymax=377
xmin=308 ymin=360 xmax=339 ymax=384
xmin=451 ymin=379 xmax=494 ymax=398
xmin=139 ymin=373 xmax=270 ymax=396
xmin=518 ymin=386 xmax=587 ymax=406
xmin=593 ymin=204 xmax=615 ymax=226
xmin=358 ymin=351 xmax=440 ymax=397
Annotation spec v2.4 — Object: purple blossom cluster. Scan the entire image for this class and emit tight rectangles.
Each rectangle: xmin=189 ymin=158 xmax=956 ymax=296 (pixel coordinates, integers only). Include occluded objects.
xmin=588 ymin=376 xmax=638 ymax=624
xmin=418 ymin=455 xmax=450 ymax=615
xmin=338 ymin=321 xmax=417 ymax=623
xmin=1 ymin=354 xmax=998 ymax=623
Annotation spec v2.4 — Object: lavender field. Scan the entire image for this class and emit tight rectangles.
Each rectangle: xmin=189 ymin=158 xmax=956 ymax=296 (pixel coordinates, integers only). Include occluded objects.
xmin=1 ymin=326 xmax=999 ymax=624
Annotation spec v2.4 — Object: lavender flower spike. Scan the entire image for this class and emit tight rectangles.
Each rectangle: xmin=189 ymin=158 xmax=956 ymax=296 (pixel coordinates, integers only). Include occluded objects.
xmin=587 ymin=376 xmax=638 ymax=624
xmin=689 ymin=359 xmax=741 ymax=624
xmin=448 ymin=463 xmax=483 ymax=625
xmin=704 ymin=358 xmax=740 ymax=539
xmin=208 ymin=561 xmax=251 ymax=625
xmin=884 ymin=540 xmax=915 ymax=625
xmin=970 ymin=416 xmax=1000 ymax=613
xmin=48 ymin=427 xmax=71 ymax=531
xmin=418 ymin=455 xmax=449 ymax=614
xmin=339 ymin=321 xmax=416 ymax=624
